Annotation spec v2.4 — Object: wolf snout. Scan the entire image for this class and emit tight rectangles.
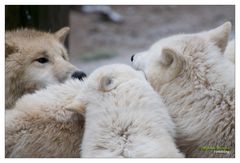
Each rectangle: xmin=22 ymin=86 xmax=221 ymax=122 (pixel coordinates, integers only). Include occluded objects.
xmin=131 ymin=55 xmax=135 ymax=62
xmin=71 ymin=71 xmax=87 ymax=80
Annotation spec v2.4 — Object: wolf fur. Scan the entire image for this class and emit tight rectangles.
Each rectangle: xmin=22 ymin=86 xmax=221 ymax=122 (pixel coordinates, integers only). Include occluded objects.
xmin=69 ymin=64 xmax=183 ymax=158
xmin=5 ymin=79 xmax=85 ymax=158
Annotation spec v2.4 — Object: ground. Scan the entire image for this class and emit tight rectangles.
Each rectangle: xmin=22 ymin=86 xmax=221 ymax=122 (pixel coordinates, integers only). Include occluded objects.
xmin=69 ymin=5 xmax=234 ymax=74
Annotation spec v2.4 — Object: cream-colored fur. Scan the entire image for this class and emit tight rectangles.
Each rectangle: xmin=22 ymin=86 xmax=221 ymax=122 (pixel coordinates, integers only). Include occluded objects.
xmin=224 ymin=39 xmax=235 ymax=63
xmin=69 ymin=64 xmax=183 ymax=158
xmin=5 ymin=27 xmax=82 ymax=109
xmin=132 ymin=22 xmax=234 ymax=157
xmin=5 ymin=79 xmax=85 ymax=158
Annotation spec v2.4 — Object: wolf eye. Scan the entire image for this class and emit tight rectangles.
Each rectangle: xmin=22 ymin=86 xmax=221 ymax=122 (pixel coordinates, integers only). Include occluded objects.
xmin=35 ymin=57 xmax=49 ymax=64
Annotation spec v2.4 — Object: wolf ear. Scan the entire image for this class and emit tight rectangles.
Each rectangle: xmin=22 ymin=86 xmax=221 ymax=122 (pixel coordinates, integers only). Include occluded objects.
xmin=65 ymin=100 xmax=86 ymax=115
xmin=5 ymin=41 xmax=18 ymax=57
xmin=207 ymin=22 xmax=231 ymax=53
xmin=99 ymin=76 xmax=117 ymax=92
xmin=54 ymin=27 xmax=70 ymax=44
xmin=161 ymin=47 xmax=184 ymax=72
xmin=160 ymin=48 xmax=179 ymax=66
xmin=160 ymin=47 xmax=182 ymax=67
xmin=156 ymin=47 xmax=184 ymax=85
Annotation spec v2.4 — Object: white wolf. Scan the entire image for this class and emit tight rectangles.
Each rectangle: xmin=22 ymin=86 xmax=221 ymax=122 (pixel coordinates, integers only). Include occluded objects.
xmin=131 ymin=22 xmax=234 ymax=157
xmin=5 ymin=27 xmax=86 ymax=109
xmin=68 ymin=64 xmax=184 ymax=158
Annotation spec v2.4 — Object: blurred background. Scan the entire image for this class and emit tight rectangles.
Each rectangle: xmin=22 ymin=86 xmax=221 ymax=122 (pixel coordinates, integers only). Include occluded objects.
xmin=5 ymin=5 xmax=235 ymax=74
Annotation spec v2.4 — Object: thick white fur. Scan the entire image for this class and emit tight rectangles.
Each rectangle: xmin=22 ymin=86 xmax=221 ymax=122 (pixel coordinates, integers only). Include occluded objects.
xmin=132 ymin=22 xmax=235 ymax=157
xmin=224 ymin=39 xmax=235 ymax=63
xmin=5 ymin=79 xmax=85 ymax=157
xmin=71 ymin=64 xmax=183 ymax=158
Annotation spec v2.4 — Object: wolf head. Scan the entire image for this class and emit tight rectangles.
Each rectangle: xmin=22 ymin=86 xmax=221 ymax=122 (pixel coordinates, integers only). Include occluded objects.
xmin=5 ymin=27 xmax=86 ymax=109
xmin=131 ymin=22 xmax=234 ymax=91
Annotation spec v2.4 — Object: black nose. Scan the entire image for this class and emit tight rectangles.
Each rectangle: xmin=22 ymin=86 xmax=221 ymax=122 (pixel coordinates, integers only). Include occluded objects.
xmin=71 ymin=71 xmax=87 ymax=80
xmin=131 ymin=55 xmax=135 ymax=62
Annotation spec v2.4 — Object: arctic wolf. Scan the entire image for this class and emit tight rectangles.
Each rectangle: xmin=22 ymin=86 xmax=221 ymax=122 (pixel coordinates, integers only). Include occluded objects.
xmin=68 ymin=64 xmax=183 ymax=158
xmin=131 ymin=22 xmax=234 ymax=157
xmin=5 ymin=27 xmax=86 ymax=109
